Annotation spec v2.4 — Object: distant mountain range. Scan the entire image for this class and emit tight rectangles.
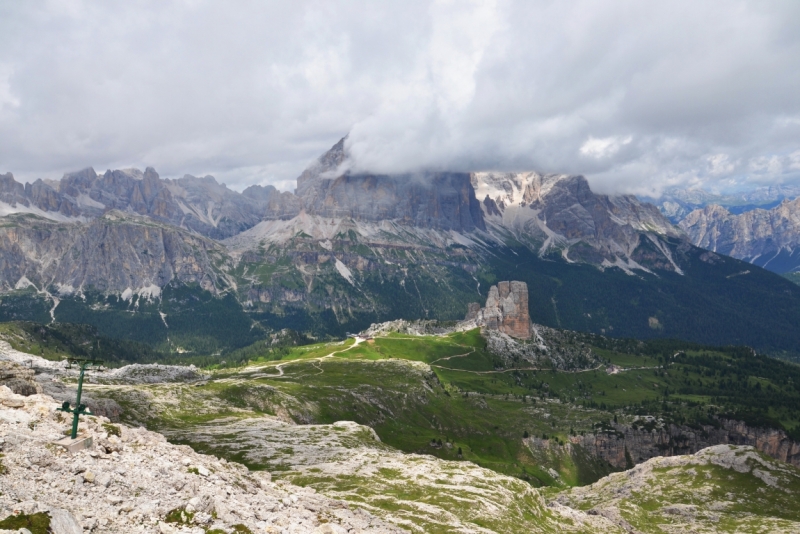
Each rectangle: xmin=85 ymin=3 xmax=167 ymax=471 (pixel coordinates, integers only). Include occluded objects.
xmin=640 ymin=185 xmax=800 ymax=276
xmin=679 ymin=198 xmax=800 ymax=274
xmin=641 ymin=184 xmax=800 ymax=223
xmin=2 ymin=138 xmax=800 ymax=357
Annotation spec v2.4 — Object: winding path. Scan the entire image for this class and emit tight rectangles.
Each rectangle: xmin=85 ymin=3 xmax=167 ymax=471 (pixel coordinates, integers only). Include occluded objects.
xmin=246 ymin=336 xmax=365 ymax=379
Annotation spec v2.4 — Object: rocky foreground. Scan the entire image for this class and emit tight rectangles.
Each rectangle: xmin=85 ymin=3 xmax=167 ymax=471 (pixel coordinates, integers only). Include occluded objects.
xmin=0 ymin=385 xmax=405 ymax=534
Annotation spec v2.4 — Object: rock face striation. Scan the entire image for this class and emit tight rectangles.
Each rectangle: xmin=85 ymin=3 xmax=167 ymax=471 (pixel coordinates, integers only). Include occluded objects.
xmin=529 ymin=418 xmax=800 ymax=469
xmin=472 ymin=172 xmax=684 ymax=272
xmin=465 ymin=281 xmax=532 ymax=339
xmin=679 ymin=198 xmax=800 ymax=273
xmin=0 ymin=211 xmax=234 ymax=295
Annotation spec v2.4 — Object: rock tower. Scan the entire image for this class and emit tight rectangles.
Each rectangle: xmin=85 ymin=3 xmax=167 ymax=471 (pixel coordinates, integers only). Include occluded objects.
xmin=465 ymin=281 xmax=531 ymax=339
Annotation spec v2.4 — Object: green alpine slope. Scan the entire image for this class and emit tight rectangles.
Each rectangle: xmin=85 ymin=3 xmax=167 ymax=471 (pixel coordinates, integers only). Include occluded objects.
xmin=81 ymin=327 xmax=800 ymax=488
xmin=67 ymin=327 xmax=800 ymax=533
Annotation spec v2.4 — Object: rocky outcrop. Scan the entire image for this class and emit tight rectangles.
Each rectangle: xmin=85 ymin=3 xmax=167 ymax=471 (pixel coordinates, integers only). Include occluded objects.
xmin=483 ymin=328 xmax=599 ymax=371
xmin=465 ymin=281 xmax=531 ymax=339
xmin=554 ymin=444 xmax=800 ymax=533
xmin=103 ymin=363 xmax=206 ymax=384
xmin=680 ymin=198 xmax=800 ymax=273
xmin=0 ymin=361 xmax=41 ymax=396
xmin=539 ymin=418 xmax=800 ymax=469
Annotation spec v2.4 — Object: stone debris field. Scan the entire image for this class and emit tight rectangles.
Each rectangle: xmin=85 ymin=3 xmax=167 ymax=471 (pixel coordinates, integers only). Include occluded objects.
xmin=0 ymin=385 xmax=405 ymax=534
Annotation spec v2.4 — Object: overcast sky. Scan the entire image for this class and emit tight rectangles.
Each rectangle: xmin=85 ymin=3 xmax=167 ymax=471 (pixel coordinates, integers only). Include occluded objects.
xmin=1 ymin=1 xmax=798 ymax=195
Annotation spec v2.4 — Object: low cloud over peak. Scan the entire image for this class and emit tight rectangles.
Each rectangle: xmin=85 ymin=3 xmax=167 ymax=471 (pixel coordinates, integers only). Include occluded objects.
xmin=0 ymin=1 xmax=798 ymax=196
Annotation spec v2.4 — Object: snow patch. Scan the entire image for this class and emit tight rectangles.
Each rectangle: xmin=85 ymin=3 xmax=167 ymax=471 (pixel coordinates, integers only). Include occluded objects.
xmin=0 ymin=200 xmax=84 ymax=223
xmin=335 ymin=259 xmax=355 ymax=286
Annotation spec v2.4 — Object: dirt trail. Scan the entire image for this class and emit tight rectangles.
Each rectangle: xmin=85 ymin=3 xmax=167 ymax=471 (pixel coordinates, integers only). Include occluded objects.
xmin=430 ymin=362 xmax=605 ymax=375
xmin=247 ymin=336 xmax=365 ymax=379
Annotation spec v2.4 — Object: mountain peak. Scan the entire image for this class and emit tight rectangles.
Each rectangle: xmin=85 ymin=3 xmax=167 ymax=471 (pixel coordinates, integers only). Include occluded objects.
xmin=295 ymin=136 xmax=349 ymax=196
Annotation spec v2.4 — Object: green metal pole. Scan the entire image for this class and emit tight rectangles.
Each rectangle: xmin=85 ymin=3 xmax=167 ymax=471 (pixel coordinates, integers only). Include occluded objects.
xmin=71 ymin=363 xmax=87 ymax=439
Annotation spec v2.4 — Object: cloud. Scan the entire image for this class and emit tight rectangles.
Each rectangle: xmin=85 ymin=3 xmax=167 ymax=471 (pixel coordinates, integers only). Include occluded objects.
xmin=0 ymin=64 xmax=20 ymax=111
xmin=0 ymin=0 xmax=798 ymax=196
xmin=707 ymin=154 xmax=736 ymax=176
xmin=580 ymin=136 xmax=633 ymax=159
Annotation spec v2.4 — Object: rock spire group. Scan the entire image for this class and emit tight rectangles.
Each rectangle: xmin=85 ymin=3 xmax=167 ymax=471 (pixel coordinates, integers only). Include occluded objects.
xmin=465 ymin=280 xmax=532 ymax=339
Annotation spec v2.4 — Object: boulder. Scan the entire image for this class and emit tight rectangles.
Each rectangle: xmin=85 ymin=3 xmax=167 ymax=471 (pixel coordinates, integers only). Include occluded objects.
xmin=48 ymin=508 xmax=83 ymax=534
xmin=0 ymin=362 xmax=42 ymax=396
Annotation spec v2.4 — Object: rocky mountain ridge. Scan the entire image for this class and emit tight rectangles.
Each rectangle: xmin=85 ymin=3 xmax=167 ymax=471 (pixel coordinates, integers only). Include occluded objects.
xmin=474 ymin=171 xmax=683 ymax=272
xmin=0 ymin=137 xmax=686 ymax=298
xmin=0 ymin=139 xmax=697 ymax=331
xmin=0 ymin=167 xmax=297 ymax=240
xmin=5 ymin=139 xmax=800 ymax=356
xmin=0 ymin=210 xmax=233 ymax=296
xmin=679 ymin=198 xmax=800 ymax=274
xmin=642 ymin=184 xmax=800 ymax=222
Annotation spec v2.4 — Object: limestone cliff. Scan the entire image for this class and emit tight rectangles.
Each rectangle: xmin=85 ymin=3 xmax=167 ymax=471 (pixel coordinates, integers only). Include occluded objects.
xmin=0 ymin=211 xmax=233 ymax=296
xmin=472 ymin=171 xmax=685 ymax=272
xmin=529 ymin=418 xmax=800 ymax=469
